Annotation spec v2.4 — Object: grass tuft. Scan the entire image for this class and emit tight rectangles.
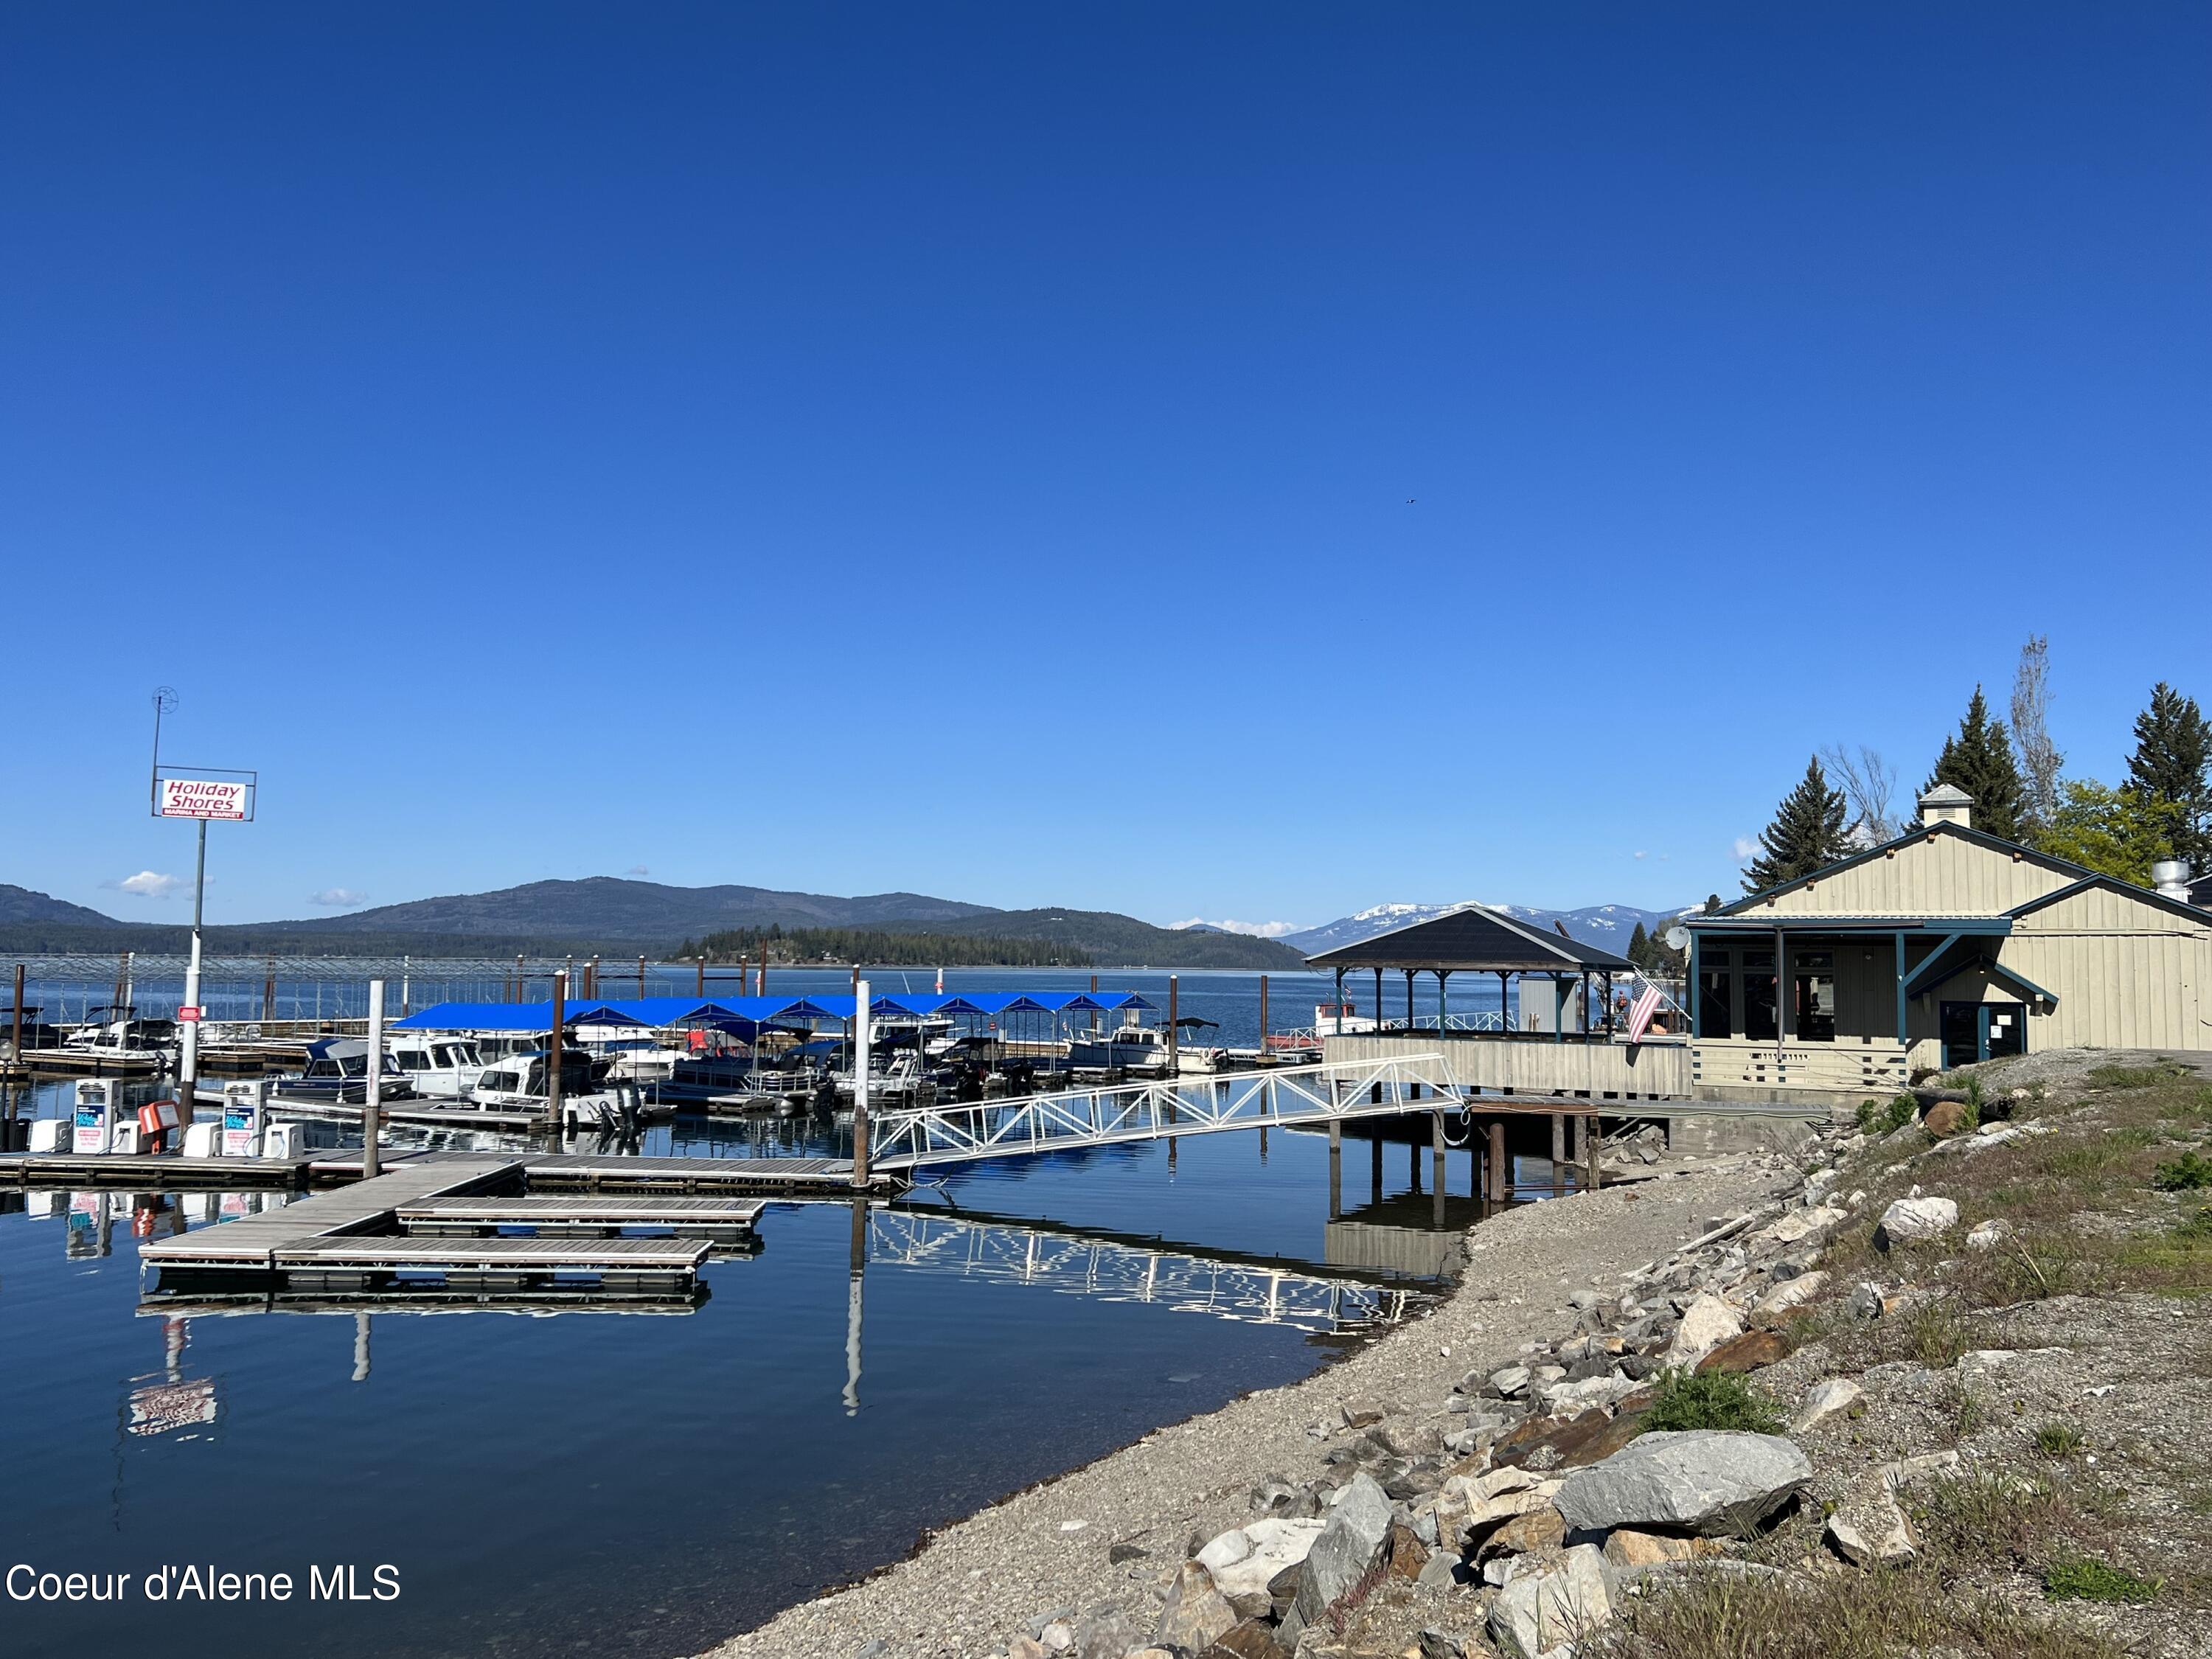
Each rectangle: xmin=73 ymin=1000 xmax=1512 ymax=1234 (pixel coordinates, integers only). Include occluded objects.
xmin=1638 ymin=1368 xmax=1783 ymax=1436
xmin=2033 ymin=1422 xmax=2086 ymax=1459
xmin=2151 ymin=1150 xmax=2212 ymax=1192
xmin=2042 ymin=1554 xmax=2160 ymax=1604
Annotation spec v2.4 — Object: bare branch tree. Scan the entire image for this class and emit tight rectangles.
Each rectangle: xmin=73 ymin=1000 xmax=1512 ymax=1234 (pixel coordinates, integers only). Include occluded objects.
xmin=1820 ymin=743 xmax=1899 ymax=845
xmin=2010 ymin=633 xmax=2062 ymax=837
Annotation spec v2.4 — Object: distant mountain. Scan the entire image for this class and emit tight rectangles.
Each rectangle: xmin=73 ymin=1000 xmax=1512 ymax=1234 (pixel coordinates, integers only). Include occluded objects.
xmin=0 ymin=874 xmax=1305 ymax=968
xmin=922 ymin=908 xmax=1306 ymax=970
xmin=1283 ymin=900 xmax=1692 ymax=957
xmin=0 ymin=885 xmax=123 ymax=927
xmin=268 ymin=878 xmax=999 ymax=941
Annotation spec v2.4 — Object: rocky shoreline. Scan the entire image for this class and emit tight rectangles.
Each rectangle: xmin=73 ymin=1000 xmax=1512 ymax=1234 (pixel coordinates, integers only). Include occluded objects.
xmin=695 ymin=1141 xmax=1806 ymax=1659
xmin=696 ymin=1048 xmax=2212 ymax=1658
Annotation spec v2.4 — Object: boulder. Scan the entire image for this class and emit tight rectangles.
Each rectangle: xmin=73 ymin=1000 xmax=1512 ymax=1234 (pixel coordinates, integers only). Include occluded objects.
xmin=1965 ymin=1218 xmax=2011 ymax=1251
xmin=1486 ymin=1543 xmax=1612 ymax=1658
xmin=1386 ymin=1520 xmax=1428 ymax=1580
xmin=1197 ymin=1529 xmax=1253 ymax=1575
xmin=1824 ymin=1482 xmax=1919 ymax=1567
xmin=1601 ymin=1528 xmax=1700 ymax=1568
xmin=1695 ymin=1330 xmax=1791 ymax=1374
xmin=1923 ymin=1100 xmax=1967 ymax=1137
xmin=1279 ymin=1472 xmax=1393 ymax=1642
xmin=1198 ymin=1621 xmax=1290 ymax=1659
xmin=1753 ymin=1270 xmax=1829 ymax=1318
xmin=1661 ymin=1293 xmax=1744 ymax=1369
xmin=1876 ymin=1196 xmax=1958 ymax=1248
xmin=1482 ymin=1503 xmax=1566 ymax=1559
xmin=1485 ymin=1365 xmax=1532 ymax=1399
xmin=1205 ymin=1518 xmax=1324 ymax=1604
xmin=1554 ymin=1431 xmax=1812 ymax=1537
xmin=1538 ymin=1374 xmax=1642 ymax=1416
xmin=1417 ymin=1630 xmax=1464 ymax=1659
xmin=1071 ymin=1604 xmax=1144 ymax=1659
xmin=1155 ymin=1562 xmax=1237 ymax=1655
xmin=1789 ymin=1377 xmax=1863 ymax=1432
xmin=1008 ymin=1638 xmax=1048 ymax=1659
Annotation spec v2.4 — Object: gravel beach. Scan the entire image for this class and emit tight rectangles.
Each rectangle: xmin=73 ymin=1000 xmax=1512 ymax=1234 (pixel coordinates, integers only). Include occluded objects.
xmin=694 ymin=1151 xmax=1799 ymax=1659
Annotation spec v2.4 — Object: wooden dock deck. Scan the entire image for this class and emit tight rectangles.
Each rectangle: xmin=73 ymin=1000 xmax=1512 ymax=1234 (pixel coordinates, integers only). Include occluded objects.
xmin=138 ymin=1155 xmax=523 ymax=1269
xmin=274 ymin=1234 xmax=709 ymax=1288
xmin=522 ymin=1155 xmax=858 ymax=1194
xmin=394 ymin=1194 xmax=764 ymax=1238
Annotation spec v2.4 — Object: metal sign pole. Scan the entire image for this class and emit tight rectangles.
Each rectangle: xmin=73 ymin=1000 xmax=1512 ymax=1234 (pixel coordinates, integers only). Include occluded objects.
xmin=178 ymin=816 xmax=208 ymax=1125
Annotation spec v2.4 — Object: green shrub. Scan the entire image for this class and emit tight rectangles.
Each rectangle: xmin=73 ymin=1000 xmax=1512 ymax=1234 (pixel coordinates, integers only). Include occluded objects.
xmin=2152 ymin=1152 xmax=2212 ymax=1192
xmin=1856 ymin=1093 xmax=1919 ymax=1135
xmin=2034 ymin=1422 xmax=2087 ymax=1458
xmin=1638 ymin=1368 xmax=1783 ymax=1436
xmin=2177 ymin=1206 xmax=2212 ymax=1241
xmin=2042 ymin=1554 xmax=2160 ymax=1604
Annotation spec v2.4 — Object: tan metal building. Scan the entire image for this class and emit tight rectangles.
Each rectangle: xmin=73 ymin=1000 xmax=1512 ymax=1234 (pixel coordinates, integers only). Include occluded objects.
xmin=1686 ymin=785 xmax=2212 ymax=1096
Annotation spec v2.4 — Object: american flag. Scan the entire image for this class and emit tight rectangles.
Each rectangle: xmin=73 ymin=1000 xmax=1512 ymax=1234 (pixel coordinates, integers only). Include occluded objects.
xmin=1626 ymin=984 xmax=1664 ymax=1043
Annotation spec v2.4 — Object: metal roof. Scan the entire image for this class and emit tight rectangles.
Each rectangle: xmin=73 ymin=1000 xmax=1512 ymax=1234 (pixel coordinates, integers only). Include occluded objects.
xmin=1304 ymin=903 xmax=1633 ymax=973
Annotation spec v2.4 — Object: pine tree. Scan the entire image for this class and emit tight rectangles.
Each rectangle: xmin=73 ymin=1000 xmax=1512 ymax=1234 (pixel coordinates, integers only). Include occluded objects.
xmin=1627 ymin=921 xmax=1650 ymax=970
xmin=1924 ymin=686 xmax=2027 ymax=841
xmin=2126 ymin=682 xmax=2212 ymax=869
xmin=1744 ymin=757 xmax=1852 ymax=894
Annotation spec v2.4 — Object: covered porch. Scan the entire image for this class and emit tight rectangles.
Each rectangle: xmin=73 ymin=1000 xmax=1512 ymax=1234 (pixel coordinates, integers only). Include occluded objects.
xmin=1683 ymin=915 xmax=2059 ymax=1085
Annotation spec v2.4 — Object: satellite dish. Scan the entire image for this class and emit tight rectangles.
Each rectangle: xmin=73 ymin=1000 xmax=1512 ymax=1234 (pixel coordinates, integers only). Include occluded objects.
xmin=1663 ymin=925 xmax=1690 ymax=952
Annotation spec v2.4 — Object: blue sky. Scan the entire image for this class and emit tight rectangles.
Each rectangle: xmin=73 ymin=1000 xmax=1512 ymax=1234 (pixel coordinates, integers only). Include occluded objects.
xmin=4 ymin=4 xmax=2206 ymax=934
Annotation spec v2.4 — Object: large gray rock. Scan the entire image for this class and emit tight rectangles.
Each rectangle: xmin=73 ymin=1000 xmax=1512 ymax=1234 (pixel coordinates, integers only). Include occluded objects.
xmin=1877 ymin=1195 xmax=1957 ymax=1247
xmin=1203 ymin=1518 xmax=1324 ymax=1603
xmin=1154 ymin=1561 xmax=1237 ymax=1652
xmin=1485 ymin=1542 xmax=1612 ymax=1658
xmin=1554 ymin=1431 xmax=1812 ymax=1537
xmin=1661 ymin=1293 xmax=1743 ymax=1369
xmin=1279 ymin=1472 xmax=1393 ymax=1642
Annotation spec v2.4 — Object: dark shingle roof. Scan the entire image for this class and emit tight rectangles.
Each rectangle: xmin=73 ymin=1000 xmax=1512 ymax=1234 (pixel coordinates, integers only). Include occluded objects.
xmin=1304 ymin=905 xmax=1633 ymax=973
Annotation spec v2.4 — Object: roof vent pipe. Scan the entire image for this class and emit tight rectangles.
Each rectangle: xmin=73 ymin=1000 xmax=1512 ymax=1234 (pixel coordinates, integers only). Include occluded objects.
xmin=2152 ymin=859 xmax=2192 ymax=900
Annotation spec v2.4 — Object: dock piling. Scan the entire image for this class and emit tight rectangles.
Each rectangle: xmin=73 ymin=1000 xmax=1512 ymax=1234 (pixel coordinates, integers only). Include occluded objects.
xmin=1585 ymin=1115 xmax=1601 ymax=1191
xmin=362 ymin=980 xmax=384 ymax=1180
xmin=1488 ymin=1119 xmax=1506 ymax=1202
xmin=850 ymin=978 xmax=871 ymax=1189
xmin=546 ymin=972 xmax=566 ymax=1131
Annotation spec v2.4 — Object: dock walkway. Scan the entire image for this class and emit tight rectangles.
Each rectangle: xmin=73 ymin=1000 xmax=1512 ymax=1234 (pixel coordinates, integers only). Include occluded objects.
xmin=138 ymin=1155 xmax=522 ymax=1269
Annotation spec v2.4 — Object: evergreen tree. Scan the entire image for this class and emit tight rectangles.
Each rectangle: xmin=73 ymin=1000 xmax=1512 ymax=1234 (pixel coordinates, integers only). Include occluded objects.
xmin=1924 ymin=686 xmax=2027 ymax=841
xmin=1627 ymin=921 xmax=1650 ymax=970
xmin=2037 ymin=780 xmax=2168 ymax=887
xmin=1744 ymin=757 xmax=1852 ymax=894
xmin=1703 ymin=894 xmax=1722 ymax=914
xmin=2126 ymin=682 xmax=2212 ymax=869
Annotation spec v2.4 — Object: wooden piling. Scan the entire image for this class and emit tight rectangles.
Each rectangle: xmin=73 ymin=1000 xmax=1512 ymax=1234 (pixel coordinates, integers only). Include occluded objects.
xmin=1167 ymin=975 xmax=1179 ymax=1072
xmin=10 ymin=964 xmax=23 ymax=1067
xmin=546 ymin=971 xmax=567 ymax=1131
xmin=1430 ymin=1107 xmax=1445 ymax=1196
xmin=1585 ymin=1115 xmax=1601 ymax=1190
xmin=1258 ymin=974 xmax=1268 ymax=1058
xmin=1328 ymin=1118 xmax=1341 ymax=1220
xmin=1489 ymin=1119 xmax=1507 ymax=1202
xmin=1551 ymin=1113 xmax=1567 ymax=1192
xmin=695 ymin=957 xmax=704 ymax=996
xmin=849 ymin=978 xmax=871 ymax=1189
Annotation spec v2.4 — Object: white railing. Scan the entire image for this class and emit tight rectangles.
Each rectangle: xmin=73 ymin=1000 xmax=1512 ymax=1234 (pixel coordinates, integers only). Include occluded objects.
xmin=866 ymin=1053 xmax=1455 ymax=1171
xmin=868 ymin=1210 xmax=1421 ymax=1335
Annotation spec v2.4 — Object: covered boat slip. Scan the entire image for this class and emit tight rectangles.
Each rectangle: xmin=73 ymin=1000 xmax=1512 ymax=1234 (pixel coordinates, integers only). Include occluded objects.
xmin=1306 ymin=905 xmax=1690 ymax=1101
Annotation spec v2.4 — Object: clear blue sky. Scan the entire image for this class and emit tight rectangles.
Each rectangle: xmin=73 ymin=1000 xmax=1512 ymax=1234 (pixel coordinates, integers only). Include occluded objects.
xmin=4 ymin=4 xmax=2207 ymax=933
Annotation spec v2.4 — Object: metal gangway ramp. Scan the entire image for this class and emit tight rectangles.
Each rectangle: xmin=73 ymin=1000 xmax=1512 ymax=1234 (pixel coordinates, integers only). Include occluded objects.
xmin=866 ymin=1053 xmax=1460 ymax=1173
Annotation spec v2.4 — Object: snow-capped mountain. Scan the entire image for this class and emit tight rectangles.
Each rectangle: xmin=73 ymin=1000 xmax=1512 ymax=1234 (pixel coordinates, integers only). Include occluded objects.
xmin=1281 ymin=901 xmax=1692 ymax=957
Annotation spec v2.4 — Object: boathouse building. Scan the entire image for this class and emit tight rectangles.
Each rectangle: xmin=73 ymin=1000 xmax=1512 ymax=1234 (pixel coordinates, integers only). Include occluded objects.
xmin=1315 ymin=786 xmax=2211 ymax=1105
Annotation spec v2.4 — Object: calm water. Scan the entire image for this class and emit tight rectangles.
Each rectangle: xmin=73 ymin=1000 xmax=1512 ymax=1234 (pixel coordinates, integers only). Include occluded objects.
xmin=0 ymin=970 xmax=1498 ymax=1658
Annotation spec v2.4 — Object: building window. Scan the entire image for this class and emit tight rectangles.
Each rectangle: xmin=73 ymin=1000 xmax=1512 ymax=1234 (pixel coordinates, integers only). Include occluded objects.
xmin=1697 ymin=947 xmax=1731 ymax=1037
xmin=1741 ymin=950 xmax=1778 ymax=1042
xmin=1792 ymin=950 xmax=1836 ymax=1042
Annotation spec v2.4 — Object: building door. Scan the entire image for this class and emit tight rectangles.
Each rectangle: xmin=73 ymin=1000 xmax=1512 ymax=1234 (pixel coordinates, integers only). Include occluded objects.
xmin=1984 ymin=1001 xmax=2027 ymax=1060
xmin=1941 ymin=1001 xmax=2028 ymax=1067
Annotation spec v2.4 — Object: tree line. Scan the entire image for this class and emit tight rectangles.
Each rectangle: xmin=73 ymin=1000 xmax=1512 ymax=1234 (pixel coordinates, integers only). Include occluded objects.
xmin=672 ymin=924 xmax=1093 ymax=968
xmin=1746 ymin=641 xmax=2210 ymax=892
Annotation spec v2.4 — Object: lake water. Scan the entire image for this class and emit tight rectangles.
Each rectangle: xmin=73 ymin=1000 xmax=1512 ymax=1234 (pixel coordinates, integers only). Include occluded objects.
xmin=0 ymin=971 xmax=1502 ymax=1659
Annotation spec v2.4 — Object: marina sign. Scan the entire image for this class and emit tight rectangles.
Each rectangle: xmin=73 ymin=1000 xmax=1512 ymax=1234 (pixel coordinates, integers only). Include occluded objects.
xmin=158 ymin=776 xmax=252 ymax=820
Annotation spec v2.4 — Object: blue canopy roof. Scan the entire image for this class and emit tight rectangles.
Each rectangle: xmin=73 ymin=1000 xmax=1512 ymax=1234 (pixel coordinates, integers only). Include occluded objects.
xmin=390 ymin=1000 xmax=650 ymax=1032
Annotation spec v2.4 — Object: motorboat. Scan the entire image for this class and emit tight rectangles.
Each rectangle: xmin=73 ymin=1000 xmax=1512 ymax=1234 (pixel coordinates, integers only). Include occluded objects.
xmin=57 ymin=1009 xmax=177 ymax=1071
xmin=1171 ymin=1015 xmax=1229 ymax=1074
xmin=384 ymin=1035 xmax=487 ymax=1099
xmin=276 ymin=1037 xmax=417 ymax=1105
xmin=468 ymin=1046 xmax=649 ymax=1131
xmin=1069 ymin=1023 xmax=1174 ymax=1073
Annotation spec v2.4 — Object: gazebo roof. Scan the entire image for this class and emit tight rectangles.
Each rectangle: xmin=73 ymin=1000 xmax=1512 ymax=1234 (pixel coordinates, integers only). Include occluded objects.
xmin=1304 ymin=904 xmax=1633 ymax=973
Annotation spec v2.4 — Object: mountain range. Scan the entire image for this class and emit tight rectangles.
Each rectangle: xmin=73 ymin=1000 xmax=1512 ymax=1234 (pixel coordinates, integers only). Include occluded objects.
xmin=0 ymin=879 xmax=1307 ymax=969
xmin=1281 ymin=900 xmax=1691 ymax=956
